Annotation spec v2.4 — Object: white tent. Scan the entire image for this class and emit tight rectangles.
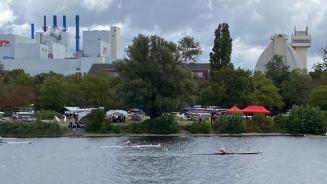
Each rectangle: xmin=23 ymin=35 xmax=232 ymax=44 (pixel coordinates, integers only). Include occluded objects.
xmin=106 ymin=110 xmax=128 ymax=118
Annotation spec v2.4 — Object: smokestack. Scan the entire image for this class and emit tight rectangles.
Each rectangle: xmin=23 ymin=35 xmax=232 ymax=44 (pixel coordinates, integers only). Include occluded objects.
xmin=53 ymin=15 xmax=57 ymax=28
xmin=63 ymin=15 xmax=67 ymax=32
xmin=31 ymin=23 xmax=34 ymax=39
xmin=75 ymin=15 xmax=80 ymax=52
xmin=42 ymin=15 xmax=47 ymax=32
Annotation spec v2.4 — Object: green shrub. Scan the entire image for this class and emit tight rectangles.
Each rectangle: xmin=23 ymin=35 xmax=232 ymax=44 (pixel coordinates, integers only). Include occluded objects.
xmin=245 ymin=114 xmax=274 ymax=133
xmin=36 ymin=110 xmax=58 ymax=120
xmin=273 ymin=115 xmax=288 ymax=133
xmin=185 ymin=121 xmax=211 ymax=134
xmin=127 ymin=123 xmax=146 ymax=134
xmin=84 ymin=109 xmax=105 ymax=132
xmin=286 ymin=105 xmax=327 ymax=134
xmin=216 ymin=115 xmax=245 ymax=134
xmin=143 ymin=114 xmax=179 ymax=134
xmin=0 ymin=121 xmax=64 ymax=137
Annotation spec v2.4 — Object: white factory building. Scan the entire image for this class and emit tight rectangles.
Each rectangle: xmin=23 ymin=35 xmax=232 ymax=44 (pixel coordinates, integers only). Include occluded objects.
xmin=0 ymin=15 xmax=122 ymax=75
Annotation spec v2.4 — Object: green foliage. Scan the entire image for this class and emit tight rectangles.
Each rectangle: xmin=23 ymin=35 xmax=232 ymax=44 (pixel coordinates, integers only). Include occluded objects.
xmin=273 ymin=115 xmax=289 ymax=133
xmin=281 ymin=70 xmax=313 ymax=108
xmin=209 ymin=22 xmax=233 ymax=73
xmin=37 ymin=75 xmax=68 ymax=110
xmin=116 ymin=34 xmax=195 ymax=118
xmin=286 ymin=105 xmax=327 ymax=134
xmin=265 ymin=55 xmax=290 ymax=88
xmin=217 ymin=115 xmax=245 ymax=134
xmin=1 ymin=69 xmax=34 ymax=86
xmin=0 ymin=121 xmax=64 ymax=137
xmin=36 ymin=110 xmax=57 ymax=120
xmin=250 ymin=73 xmax=284 ymax=110
xmin=0 ymin=61 xmax=3 ymax=72
xmin=84 ymin=109 xmax=106 ymax=132
xmin=309 ymin=85 xmax=327 ymax=110
xmin=177 ymin=36 xmax=202 ymax=64
xmin=202 ymin=68 xmax=252 ymax=107
xmin=185 ymin=121 xmax=211 ymax=134
xmin=143 ymin=114 xmax=179 ymax=134
xmin=245 ymin=114 xmax=274 ymax=133
xmin=78 ymin=73 xmax=117 ymax=109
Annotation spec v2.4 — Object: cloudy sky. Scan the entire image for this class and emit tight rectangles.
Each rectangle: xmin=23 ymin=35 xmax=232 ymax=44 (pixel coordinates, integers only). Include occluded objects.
xmin=1 ymin=0 xmax=327 ymax=70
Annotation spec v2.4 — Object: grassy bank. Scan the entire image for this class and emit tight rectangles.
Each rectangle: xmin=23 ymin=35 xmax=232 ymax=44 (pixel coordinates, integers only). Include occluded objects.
xmin=0 ymin=121 xmax=65 ymax=138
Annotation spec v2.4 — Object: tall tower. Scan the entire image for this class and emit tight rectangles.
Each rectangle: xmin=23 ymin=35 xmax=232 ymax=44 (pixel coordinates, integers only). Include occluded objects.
xmin=110 ymin=26 xmax=122 ymax=62
xmin=291 ymin=27 xmax=311 ymax=69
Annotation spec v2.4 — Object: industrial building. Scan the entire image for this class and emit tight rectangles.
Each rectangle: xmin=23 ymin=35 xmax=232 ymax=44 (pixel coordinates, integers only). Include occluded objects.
xmin=255 ymin=27 xmax=311 ymax=72
xmin=0 ymin=15 xmax=122 ymax=75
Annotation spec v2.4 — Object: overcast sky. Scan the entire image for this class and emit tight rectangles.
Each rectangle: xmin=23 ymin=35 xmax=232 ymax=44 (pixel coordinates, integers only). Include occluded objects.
xmin=1 ymin=0 xmax=327 ymax=70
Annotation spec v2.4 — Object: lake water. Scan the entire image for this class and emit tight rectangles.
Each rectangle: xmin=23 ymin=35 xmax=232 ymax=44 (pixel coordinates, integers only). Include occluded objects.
xmin=0 ymin=136 xmax=327 ymax=184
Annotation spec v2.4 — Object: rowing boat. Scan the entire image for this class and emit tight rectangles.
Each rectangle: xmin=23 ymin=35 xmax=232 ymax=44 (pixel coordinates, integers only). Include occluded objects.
xmin=100 ymin=144 xmax=161 ymax=148
xmin=191 ymin=152 xmax=262 ymax=155
xmin=1 ymin=141 xmax=32 ymax=144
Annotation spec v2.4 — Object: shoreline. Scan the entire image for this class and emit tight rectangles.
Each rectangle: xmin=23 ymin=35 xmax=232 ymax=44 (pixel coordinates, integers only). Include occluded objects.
xmin=82 ymin=133 xmax=306 ymax=137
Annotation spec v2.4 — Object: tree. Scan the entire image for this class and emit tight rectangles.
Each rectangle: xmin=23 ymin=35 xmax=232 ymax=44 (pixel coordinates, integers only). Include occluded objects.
xmin=281 ymin=70 xmax=313 ymax=108
xmin=0 ymin=61 xmax=3 ymax=72
xmin=2 ymin=69 xmax=34 ymax=87
xmin=265 ymin=55 xmax=290 ymax=88
xmin=177 ymin=36 xmax=202 ymax=64
xmin=115 ymin=34 xmax=195 ymax=118
xmin=309 ymin=85 xmax=327 ymax=111
xmin=209 ymin=22 xmax=233 ymax=73
xmin=0 ymin=81 xmax=35 ymax=111
xmin=250 ymin=73 xmax=284 ymax=111
xmin=79 ymin=73 xmax=117 ymax=109
xmin=37 ymin=75 xmax=68 ymax=110
xmin=200 ymin=68 xmax=252 ymax=108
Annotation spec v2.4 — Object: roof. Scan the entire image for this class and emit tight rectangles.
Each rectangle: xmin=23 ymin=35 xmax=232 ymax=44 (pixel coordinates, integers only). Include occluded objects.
xmin=242 ymin=106 xmax=271 ymax=114
xmin=227 ymin=106 xmax=243 ymax=113
xmin=88 ymin=63 xmax=115 ymax=75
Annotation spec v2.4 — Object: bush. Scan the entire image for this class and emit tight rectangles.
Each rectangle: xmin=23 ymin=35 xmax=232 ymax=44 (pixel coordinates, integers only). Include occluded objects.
xmin=0 ymin=121 xmax=64 ymax=137
xmin=36 ymin=110 xmax=58 ymax=120
xmin=84 ymin=109 xmax=105 ymax=133
xmin=273 ymin=115 xmax=288 ymax=133
xmin=185 ymin=121 xmax=211 ymax=134
xmin=143 ymin=114 xmax=179 ymax=134
xmin=245 ymin=114 xmax=274 ymax=133
xmin=216 ymin=115 xmax=245 ymax=134
xmin=286 ymin=105 xmax=327 ymax=134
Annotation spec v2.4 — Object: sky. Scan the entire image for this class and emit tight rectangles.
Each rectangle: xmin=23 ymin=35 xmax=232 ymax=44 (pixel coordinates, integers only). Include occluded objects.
xmin=1 ymin=0 xmax=327 ymax=70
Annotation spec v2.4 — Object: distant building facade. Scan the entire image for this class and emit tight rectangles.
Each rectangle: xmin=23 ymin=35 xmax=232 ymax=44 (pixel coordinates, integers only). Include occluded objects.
xmin=255 ymin=27 xmax=311 ymax=72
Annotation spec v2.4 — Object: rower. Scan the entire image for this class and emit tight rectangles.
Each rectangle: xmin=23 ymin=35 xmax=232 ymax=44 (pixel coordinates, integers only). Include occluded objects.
xmin=124 ymin=140 xmax=133 ymax=146
xmin=218 ymin=146 xmax=226 ymax=154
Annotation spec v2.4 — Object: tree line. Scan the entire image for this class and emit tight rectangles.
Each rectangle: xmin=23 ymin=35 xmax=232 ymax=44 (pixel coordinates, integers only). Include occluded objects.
xmin=0 ymin=23 xmax=327 ymax=118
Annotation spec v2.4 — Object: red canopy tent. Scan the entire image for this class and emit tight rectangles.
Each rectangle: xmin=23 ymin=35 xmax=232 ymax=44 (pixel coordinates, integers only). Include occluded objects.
xmin=242 ymin=106 xmax=271 ymax=114
xmin=227 ymin=106 xmax=243 ymax=114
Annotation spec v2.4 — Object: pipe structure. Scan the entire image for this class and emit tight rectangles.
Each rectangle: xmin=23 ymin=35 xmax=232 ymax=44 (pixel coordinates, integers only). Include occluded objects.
xmin=75 ymin=15 xmax=80 ymax=52
xmin=53 ymin=15 xmax=57 ymax=28
xmin=31 ymin=23 xmax=34 ymax=39
xmin=63 ymin=15 xmax=67 ymax=32
xmin=42 ymin=15 xmax=47 ymax=32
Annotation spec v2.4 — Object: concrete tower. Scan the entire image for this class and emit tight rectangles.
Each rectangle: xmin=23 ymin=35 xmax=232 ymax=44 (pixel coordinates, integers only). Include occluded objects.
xmin=291 ymin=27 xmax=311 ymax=69
xmin=110 ymin=26 xmax=122 ymax=62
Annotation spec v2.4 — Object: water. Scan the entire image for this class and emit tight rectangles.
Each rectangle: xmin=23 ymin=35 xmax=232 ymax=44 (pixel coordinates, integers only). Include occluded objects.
xmin=1 ymin=136 xmax=327 ymax=184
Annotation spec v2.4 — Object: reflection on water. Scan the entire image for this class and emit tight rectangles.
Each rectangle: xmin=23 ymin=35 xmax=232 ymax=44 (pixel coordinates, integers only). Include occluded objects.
xmin=1 ymin=136 xmax=327 ymax=184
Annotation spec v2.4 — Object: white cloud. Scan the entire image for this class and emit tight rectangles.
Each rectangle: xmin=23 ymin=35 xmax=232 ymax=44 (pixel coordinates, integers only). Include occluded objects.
xmin=82 ymin=0 xmax=115 ymax=11
xmin=232 ymin=38 xmax=264 ymax=69
xmin=0 ymin=0 xmax=16 ymax=27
